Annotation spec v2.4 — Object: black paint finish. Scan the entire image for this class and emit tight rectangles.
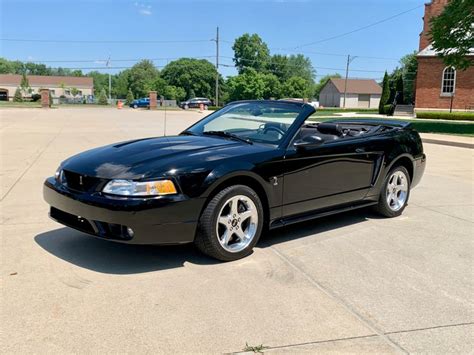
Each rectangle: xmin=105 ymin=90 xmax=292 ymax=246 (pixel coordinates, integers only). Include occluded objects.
xmin=43 ymin=101 xmax=426 ymax=244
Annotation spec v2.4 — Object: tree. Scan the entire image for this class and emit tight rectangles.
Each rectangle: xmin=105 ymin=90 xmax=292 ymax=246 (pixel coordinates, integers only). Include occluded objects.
xmin=13 ymin=87 xmax=23 ymax=102
xmin=162 ymin=85 xmax=186 ymax=102
xmin=261 ymin=73 xmax=281 ymax=99
xmin=430 ymin=0 xmax=474 ymax=70
xmin=20 ymin=73 xmax=31 ymax=96
xmin=395 ymin=76 xmax=404 ymax=104
xmin=88 ymin=71 xmax=109 ymax=97
xmin=314 ymin=73 xmax=341 ymax=99
xmin=128 ymin=60 xmax=160 ymax=98
xmin=285 ymin=55 xmax=315 ymax=84
xmin=379 ymin=72 xmax=390 ymax=114
xmin=113 ymin=69 xmax=130 ymax=98
xmin=226 ymin=69 xmax=266 ymax=101
xmin=281 ymin=76 xmax=312 ymax=99
xmin=267 ymin=54 xmax=316 ymax=83
xmin=70 ymin=87 xmax=80 ymax=97
xmin=389 ymin=52 xmax=417 ymax=104
xmin=126 ymin=89 xmax=134 ymax=105
xmin=161 ymin=58 xmax=218 ymax=99
xmin=232 ymin=33 xmax=270 ymax=74
xmin=97 ymin=89 xmax=108 ymax=105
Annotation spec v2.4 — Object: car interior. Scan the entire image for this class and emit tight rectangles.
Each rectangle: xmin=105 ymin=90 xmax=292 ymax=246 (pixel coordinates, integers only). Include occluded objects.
xmin=295 ymin=122 xmax=394 ymax=143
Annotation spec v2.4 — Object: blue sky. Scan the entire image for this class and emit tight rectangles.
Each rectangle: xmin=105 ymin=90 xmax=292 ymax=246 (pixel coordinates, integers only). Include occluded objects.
xmin=0 ymin=0 xmax=425 ymax=81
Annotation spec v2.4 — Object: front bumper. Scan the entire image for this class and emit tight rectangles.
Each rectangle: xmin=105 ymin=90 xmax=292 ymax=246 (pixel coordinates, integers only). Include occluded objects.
xmin=43 ymin=177 xmax=204 ymax=244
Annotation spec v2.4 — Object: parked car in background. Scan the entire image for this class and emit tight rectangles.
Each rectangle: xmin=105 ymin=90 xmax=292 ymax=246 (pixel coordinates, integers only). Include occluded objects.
xmin=280 ymin=98 xmax=319 ymax=108
xmin=179 ymin=97 xmax=213 ymax=110
xmin=130 ymin=98 xmax=150 ymax=109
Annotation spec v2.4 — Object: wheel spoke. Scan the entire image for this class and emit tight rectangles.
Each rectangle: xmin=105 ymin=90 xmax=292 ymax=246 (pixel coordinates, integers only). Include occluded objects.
xmin=230 ymin=197 xmax=239 ymax=216
xmin=218 ymin=216 xmax=229 ymax=225
xmin=234 ymin=227 xmax=246 ymax=242
xmin=221 ymin=230 xmax=231 ymax=245
xmin=239 ymin=210 xmax=253 ymax=221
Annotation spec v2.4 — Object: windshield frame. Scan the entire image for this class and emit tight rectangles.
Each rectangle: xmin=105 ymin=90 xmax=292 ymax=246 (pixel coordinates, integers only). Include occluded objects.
xmin=182 ymin=100 xmax=316 ymax=148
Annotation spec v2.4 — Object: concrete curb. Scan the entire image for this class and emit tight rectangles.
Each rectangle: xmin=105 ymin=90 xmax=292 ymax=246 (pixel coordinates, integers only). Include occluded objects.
xmin=422 ymin=138 xmax=474 ymax=149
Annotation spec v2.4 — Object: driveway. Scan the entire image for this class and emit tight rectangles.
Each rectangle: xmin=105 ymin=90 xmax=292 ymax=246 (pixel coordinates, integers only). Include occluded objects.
xmin=1 ymin=108 xmax=473 ymax=354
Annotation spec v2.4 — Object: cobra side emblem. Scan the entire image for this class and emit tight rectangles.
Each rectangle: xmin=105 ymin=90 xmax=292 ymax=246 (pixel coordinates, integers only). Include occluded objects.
xmin=272 ymin=176 xmax=278 ymax=186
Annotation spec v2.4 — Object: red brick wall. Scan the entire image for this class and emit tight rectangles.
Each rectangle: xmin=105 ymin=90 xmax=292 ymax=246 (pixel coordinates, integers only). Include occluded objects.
xmin=415 ymin=57 xmax=474 ymax=110
xmin=419 ymin=0 xmax=449 ymax=50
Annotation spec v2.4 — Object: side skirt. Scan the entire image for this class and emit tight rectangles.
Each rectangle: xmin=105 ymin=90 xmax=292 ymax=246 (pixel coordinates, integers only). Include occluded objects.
xmin=269 ymin=201 xmax=378 ymax=229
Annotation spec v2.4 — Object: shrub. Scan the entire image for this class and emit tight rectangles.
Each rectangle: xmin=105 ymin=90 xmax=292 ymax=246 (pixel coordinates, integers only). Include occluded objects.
xmin=384 ymin=104 xmax=394 ymax=115
xmin=416 ymin=111 xmax=474 ymax=121
xmin=379 ymin=72 xmax=390 ymax=114
xmin=126 ymin=89 xmax=134 ymax=105
xmin=31 ymin=93 xmax=41 ymax=102
xmin=13 ymin=87 xmax=23 ymax=102
xmin=97 ymin=89 xmax=108 ymax=105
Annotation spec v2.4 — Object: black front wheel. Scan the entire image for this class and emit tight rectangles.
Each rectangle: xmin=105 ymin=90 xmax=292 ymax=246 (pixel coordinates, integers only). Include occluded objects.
xmin=195 ymin=185 xmax=264 ymax=261
xmin=374 ymin=166 xmax=411 ymax=217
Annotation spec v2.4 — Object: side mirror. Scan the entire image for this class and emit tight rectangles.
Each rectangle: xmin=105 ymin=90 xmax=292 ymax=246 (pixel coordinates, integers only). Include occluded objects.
xmin=293 ymin=135 xmax=324 ymax=151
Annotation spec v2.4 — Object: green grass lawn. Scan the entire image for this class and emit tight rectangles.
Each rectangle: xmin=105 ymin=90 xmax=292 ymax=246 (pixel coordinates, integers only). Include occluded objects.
xmin=0 ymin=101 xmax=41 ymax=108
xmin=309 ymin=116 xmax=474 ymax=136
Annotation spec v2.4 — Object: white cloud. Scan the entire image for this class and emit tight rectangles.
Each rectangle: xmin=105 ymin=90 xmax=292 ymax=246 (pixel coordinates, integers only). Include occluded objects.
xmin=134 ymin=2 xmax=152 ymax=16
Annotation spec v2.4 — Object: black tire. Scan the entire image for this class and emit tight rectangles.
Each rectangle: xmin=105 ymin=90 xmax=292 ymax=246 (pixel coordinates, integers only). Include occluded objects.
xmin=374 ymin=165 xmax=411 ymax=218
xmin=195 ymin=185 xmax=264 ymax=261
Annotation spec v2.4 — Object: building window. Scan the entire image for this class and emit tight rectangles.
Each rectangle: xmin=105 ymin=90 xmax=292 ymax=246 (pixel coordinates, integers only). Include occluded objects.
xmin=441 ymin=67 xmax=456 ymax=95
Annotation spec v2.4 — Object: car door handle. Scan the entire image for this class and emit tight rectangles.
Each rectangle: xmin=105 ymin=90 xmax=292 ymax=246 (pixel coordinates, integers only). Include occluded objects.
xmin=355 ymin=148 xmax=365 ymax=153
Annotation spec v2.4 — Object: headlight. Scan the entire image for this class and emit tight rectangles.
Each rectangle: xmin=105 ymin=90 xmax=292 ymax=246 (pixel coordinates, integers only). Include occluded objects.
xmin=102 ymin=179 xmax=177 ymax=196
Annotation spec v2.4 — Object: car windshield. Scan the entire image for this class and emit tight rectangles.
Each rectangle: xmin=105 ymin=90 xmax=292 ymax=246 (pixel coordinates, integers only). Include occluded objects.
xmin=185 ymin=102 xmax=304 ymax=145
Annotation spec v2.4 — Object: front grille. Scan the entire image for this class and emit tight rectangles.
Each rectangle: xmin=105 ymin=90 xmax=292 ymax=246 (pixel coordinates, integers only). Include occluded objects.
xmin=63 ymin=170 xmax=103 ymax=192
xmin=50 ymin=207 xmax=133 ymax=241
xmin=50 ymin=207 xmax=95 ymax=234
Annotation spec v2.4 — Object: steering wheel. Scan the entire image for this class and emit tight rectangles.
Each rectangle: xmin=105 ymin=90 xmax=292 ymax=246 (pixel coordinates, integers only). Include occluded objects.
xmin=263 ymin=126 xmax=286 ymax=136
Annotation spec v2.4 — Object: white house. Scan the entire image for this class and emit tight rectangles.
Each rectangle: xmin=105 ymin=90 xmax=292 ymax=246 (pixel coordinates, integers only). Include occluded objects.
xmin=319 ymin=78 xmax=382 ymax=108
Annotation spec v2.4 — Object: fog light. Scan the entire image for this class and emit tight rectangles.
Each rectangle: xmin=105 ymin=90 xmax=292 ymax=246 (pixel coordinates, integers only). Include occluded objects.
xmin=126 ymin=227 xmax=134 ymax=238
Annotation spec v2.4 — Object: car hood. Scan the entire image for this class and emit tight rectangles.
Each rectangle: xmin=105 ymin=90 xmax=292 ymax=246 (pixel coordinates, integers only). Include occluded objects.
xmin=61 ymin=135 xmax=263 ymax=179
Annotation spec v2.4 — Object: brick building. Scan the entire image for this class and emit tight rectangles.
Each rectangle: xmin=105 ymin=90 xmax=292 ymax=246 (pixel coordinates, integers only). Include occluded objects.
xmin=415 ymin=0 xmax=474 ymax=111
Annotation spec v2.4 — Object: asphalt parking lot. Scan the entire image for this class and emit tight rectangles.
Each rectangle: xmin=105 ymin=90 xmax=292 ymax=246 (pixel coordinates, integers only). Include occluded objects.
xmin=1 ymin=107 xmax=473 ymax=354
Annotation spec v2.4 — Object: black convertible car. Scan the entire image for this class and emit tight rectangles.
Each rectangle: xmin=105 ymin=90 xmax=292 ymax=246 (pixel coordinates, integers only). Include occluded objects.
xmin=44 ymin=100 xmax=426 ymax=261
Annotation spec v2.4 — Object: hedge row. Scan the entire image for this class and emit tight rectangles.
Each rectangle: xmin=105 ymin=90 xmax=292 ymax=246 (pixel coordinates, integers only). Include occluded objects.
xmin=416 ymin=111 xmax=474 ymax=121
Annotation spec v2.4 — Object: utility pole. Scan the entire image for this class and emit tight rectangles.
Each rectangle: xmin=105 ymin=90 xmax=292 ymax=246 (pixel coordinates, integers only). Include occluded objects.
xmin=106 ymin=56 xmax=111 ymax=102
xmin=343 ymin=55 xmax=357 ymax=109
xmin=214 ymin=27 xmax=219 ymax=107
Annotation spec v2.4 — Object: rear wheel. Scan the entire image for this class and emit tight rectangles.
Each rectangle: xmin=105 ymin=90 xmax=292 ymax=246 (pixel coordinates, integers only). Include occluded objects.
xmin=133 ymin=104 xmax=138 ymax=109
xmin=184 ymin=104 xmax=189 ymax=110
xmin=374 ymin=166 xmax=410 ymax=217
xmin=195 ymin=185 xmax=264 ymax=261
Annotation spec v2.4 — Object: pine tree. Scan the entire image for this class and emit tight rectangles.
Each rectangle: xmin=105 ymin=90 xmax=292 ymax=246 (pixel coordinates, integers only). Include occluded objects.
xmin=20 ymin=73 xmax=31 ymax=96
xmin=378 ymin=72 xmax=390 ymax=114
xmin=97 ymin=89 xmax=108 ymax=105
xmin=126 ymin=89 xmax=134 ymax=105
xmin=396 ymin=76 xmax=404 ymax=105
xmin=13 ymin=87 xmax=23 ymax=102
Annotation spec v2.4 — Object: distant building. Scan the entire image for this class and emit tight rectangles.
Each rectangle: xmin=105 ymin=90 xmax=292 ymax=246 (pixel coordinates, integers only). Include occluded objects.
xmin=0 ymin=74 xmax=94 ymax=101
xmin=415 ymin=0 xmax=474 ymax=111
xmin=319 ymin=78 xmax=382 ymax=108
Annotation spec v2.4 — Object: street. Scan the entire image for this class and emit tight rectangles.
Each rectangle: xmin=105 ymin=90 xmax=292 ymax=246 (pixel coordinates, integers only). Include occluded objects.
xmin=1 ymin=107 xmax=473 ymax=354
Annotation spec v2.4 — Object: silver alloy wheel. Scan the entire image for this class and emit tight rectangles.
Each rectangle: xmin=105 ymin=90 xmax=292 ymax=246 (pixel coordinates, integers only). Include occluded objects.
xmin=386 ymin=170 xmax=408 ymax=211
xmin=216 ymin=195 xmax=259 ymax=253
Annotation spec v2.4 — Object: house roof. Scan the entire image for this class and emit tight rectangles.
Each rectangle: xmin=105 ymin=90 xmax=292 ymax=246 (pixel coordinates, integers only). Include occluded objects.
xmin=0 ymin=74 xmax=93 ymax=88
xmin=328 ymin=78 xmax=382 ymax=94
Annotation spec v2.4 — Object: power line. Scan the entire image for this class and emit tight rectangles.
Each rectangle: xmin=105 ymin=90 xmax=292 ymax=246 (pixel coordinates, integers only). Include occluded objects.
xmin=0 ymin=38 xmax=212 ymax=44
xmin=22 ymin=56 xmax=215 ymax=63
xmin=291 ymin=4 xmax=423 ymax=49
